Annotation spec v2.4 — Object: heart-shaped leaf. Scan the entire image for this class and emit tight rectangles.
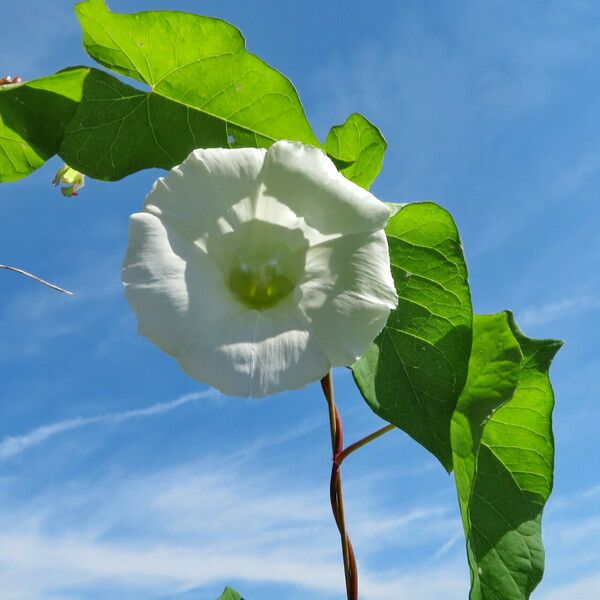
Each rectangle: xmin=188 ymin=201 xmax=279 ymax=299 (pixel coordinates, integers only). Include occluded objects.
xmin=325 ymin=113 xmax=386 ymax=189
xmin=352 ymin=202 xmax=473 ymax=470
xmin=452 ymin=312 xmax=562 ymax=600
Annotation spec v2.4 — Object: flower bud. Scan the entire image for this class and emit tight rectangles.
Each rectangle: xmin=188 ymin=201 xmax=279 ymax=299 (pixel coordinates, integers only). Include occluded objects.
xmin=52 ymin=165 xmax=85 ymax=197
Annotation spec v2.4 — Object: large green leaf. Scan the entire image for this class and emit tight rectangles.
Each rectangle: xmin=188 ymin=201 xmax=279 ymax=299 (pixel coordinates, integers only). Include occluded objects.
xmin=59 ymin=67 xmax=218 ymax=180
xmin=0 ymin=68 xmax=88 ymax=182
xmin=58 ymin=66 xmax=373 ymax=181
xmin=325 ymin=113 xmax=386 ymax=189
xmin=216 ymin=587 xmax=243 ymax=600
xmin=352 ymin=202 xmax=473 ymax=471
xmin=452 ymin=312 xmax=562 ymax=600
xmin=1 ymin=1 xmax=381 ymax=183
xmin=62 ymin=0 xmax=321 ymax=180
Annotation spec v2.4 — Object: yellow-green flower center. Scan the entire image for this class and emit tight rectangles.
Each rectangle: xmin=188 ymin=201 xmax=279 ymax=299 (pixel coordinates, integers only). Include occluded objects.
xmin=213 ymin=219 xmax=309 ymax=311
xmin=228 ymin=258 xmax=296 ymax=310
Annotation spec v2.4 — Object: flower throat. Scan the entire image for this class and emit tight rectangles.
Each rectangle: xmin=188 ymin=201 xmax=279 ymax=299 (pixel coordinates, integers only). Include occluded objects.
xmin=218 ymin=219 xmax=309 ymax=311
xmin=228 ymin=258 xmax=295 ymax=310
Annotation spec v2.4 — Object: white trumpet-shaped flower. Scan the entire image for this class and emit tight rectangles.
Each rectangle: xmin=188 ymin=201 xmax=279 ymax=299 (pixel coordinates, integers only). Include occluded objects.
xmin=122 ymin=141 xmax=397 ymax=397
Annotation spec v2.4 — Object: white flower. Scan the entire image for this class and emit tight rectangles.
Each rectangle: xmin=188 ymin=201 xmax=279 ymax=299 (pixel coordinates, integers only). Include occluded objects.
xmin=122 ymin=141 xmax=397 ymax=397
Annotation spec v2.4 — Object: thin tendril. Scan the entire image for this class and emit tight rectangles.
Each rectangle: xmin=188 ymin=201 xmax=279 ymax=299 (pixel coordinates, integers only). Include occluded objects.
xmin=1 ymin=265 xmax=73 ymax=296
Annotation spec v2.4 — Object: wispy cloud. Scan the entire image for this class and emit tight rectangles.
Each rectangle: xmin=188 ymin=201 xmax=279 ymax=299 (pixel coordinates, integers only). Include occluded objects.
xmin=0 ymin=525 xmax=467 ymax=600
xmin=0 ymin=250 xmax=125 ymax=361
xmin=517 ymin=295 xmax=600 ymax=327
xmin=0 ymin=422 xmax=466 ymax=600
xmin=539 ymin=574 xmax=600 ymax=600
xmin=0 ymin=390 xmax=218 ymax=460
xmin=2 ymin=393 xmax=596 ymax=600
xmin=309 ymin=0 xmax=600 ymax=259
xmin=534 ymin=482 xmax=600 ymax=597
xmin=547 ymin=482 xmax=600 ymax=514
xmin=433 ymin=532 xmax=463 ymax=560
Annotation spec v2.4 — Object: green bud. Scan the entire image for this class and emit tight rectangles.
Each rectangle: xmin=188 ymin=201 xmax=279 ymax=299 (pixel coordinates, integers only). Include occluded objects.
xmin=52 ymin=164 xmax=85 ymax=197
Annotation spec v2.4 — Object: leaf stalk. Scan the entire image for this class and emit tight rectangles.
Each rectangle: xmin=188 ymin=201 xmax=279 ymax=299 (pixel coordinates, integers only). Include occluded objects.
xmin=334 ymin=424 xmax=396 ymax=466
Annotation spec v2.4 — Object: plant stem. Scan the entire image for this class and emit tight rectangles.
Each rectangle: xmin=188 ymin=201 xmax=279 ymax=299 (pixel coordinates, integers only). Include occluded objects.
xmin=1 ymin=264 xmax=73 ymax=295
xmin=335 ymin=424 xmax=396 ymax=466
xmin=321 ymin=371 xmax=358 ymax=600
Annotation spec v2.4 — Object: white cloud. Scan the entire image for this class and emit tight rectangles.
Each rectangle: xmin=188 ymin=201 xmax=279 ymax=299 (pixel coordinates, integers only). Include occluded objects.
xmin=0 ymin=388 xmax=596 ymax=600
xmin=351 ymin=505 xmax=460 ymax=551
xmin=0 ymin=249 xmax=125 ymax=361
xmin=536 ymin=484 xmax=600 ymax=597
xmin=0 ymin=526 xmax=467 ymax=600
xmin=433 ymin=532 xmax=463 ymax=560
xmin=8 ymin=448 xmax=596 ymax=600
xmin=539 ymin=574 xmax=600 ymax=600
xmin=0 ymin=426 xmax=467 ymax=600
xmin=308 ymin=1 xmax=600 ymax=257
xmin=547 ymin=482 xmax=600 ymax=514
xmin=312 ymin=2 xmax=600 ymax=156
xmin=0 ymin=390 xmax=218 ymax=460
xmin=517 ymin=295 xmax=600 ymax=327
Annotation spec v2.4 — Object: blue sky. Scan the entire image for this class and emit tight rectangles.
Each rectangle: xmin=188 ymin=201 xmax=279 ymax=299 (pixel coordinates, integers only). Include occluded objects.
xmin=1 ymin=1 xmax=599 ymax=598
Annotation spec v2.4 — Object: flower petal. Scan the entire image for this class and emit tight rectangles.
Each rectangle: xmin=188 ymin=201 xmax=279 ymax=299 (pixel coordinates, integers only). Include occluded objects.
xmin=122 ymin=213 xmax=238 ymax=356
xmin=259 ymin=141 xmax=391 ymax=238
xmin=177 ymin=300 xmax=329 ymax=398
xmin=144 ymin=147 xmax=266 ymax=249
xmin=122 ymin=142 xmax=398 ymax=398
xmin=298 ymin=230 xmax=397 ymax=365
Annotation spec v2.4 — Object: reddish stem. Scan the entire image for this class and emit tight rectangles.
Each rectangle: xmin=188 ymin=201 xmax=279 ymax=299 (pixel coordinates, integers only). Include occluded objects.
xmin=321 ymin=372 xmax=358 ymax=600
xmin=335 ymin=424 xmax=396 ymax=466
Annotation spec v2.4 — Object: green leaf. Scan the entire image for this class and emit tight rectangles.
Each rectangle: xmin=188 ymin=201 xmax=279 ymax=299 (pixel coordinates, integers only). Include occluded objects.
xmin=2 ymin=1 xmax=384 ymax=184
xmin=0 ymin=68 xmax=88 ymax=182
xmin=59 ymin=66 xmax=380 ymax=181
xmin=216 ymin=587 xmax=243 ymax=600
xmin=452 ymin=312 xmax=562 ymax=600
xmin=59 ymin=67 xmax=217 ymax=180
xmin=325 ymin=113 xmax=386 ymax=189
xmin=352 ymin=202 xmax=473 ymax=470
xmin=451 ymin=313 xmax=523 ymax=532
xmin=63 ymin=0 xmax=321 ymax=180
